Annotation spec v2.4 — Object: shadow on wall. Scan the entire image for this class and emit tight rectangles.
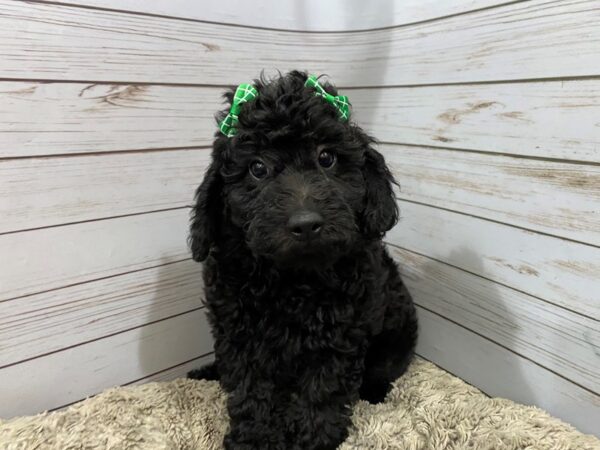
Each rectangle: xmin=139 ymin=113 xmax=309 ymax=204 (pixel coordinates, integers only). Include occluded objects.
xmin=404 ymin=246 xmax=536 ymax=406
xmin=137 ymin=256 xmax=207 ymax=382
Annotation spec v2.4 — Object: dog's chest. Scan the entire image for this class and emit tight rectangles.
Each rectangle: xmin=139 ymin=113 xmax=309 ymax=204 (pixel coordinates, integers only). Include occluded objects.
xmin=238 ymin=281 xmax=370 ymax=360
xmin=207 ymin=257 xmax=385 ymax=374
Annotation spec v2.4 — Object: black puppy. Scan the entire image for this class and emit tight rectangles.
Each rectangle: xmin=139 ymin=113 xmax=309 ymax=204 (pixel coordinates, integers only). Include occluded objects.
xmin=188 ymin=71 xmax=417 ymax=450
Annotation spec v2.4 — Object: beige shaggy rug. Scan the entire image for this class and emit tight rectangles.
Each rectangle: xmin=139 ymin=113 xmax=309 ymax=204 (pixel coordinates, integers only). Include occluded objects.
xmin=1 ymin=358 xmax=598 ymax=450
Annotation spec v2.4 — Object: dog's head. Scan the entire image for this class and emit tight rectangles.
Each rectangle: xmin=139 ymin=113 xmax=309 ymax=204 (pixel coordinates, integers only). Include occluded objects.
xmin=190 ymin=71 xmax=397 ymax=268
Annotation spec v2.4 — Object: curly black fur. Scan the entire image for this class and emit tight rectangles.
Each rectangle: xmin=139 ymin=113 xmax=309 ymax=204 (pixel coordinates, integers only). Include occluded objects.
xmin=188 ymin=71 xmax=417 ymax=450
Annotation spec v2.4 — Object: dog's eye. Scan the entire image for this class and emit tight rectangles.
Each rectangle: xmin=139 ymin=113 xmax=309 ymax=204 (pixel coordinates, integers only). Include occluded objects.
xmin=318 ymin=150 xmax=336 ymax=168
xmin=249 ymin=160 xmax=268 ymax=179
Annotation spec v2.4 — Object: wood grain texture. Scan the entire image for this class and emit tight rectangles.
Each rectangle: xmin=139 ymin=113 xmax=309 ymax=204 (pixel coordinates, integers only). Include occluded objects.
xmin=0 ymin=82 xmax=218 ymax=157
xmin=353 ymin=79 xmax=600 ymax=162
xmin=416 ymin=307 xmax=600 ymax=436
xmin=382 ymin=144 xmax=600 ymax=246
xmin=0 ymin=259 xmax=203 ymax=367
xmin=2 ymin=148 xmax=597 ymax=315
xmin=51 ymin=0 xmax=513 ymax=31
xmin=2 ymin=0 xmax=599 ymax=426
xmin=3 ymin=80 xmax=600 ymax=161
xmin=0 ymin=309 xmax=213 ymax=418
xmin=130 ymin=353 xmax=214 ymax=385
xmin=388 ymin=201 xmax=600 ymax=320
xmin=0 ymin=0 xmax=598 ymax=85
xmin=0 ymin=209 xmax=190 ymax=301
xmin=392 ymin=247 xmax=600 ymax=393
xmin=0 ymin=148 xmax=209 ymax=233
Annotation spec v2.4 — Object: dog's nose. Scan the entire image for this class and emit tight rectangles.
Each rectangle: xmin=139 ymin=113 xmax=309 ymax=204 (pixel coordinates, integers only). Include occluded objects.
xmin=287 ymin=210 xmax=324 ymax=239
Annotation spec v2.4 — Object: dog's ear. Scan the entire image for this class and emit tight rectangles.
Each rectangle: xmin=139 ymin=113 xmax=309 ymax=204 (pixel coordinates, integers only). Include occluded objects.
xmin=361 ymin=146 xmax=399 ymax=239
xmin=189 ymin=156 xmax=223 ymax=262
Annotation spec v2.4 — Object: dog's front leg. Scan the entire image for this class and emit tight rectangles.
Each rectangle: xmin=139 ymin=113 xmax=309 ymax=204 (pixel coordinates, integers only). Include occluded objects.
xmin=359 ymin=251 xmax=418 ymax=404
xmin=277 ymin=355 xmax=364 ymax=450
xmin=278 ymin=397 xmax=353 ymax=450
xmin=224 ymin=377 xmax=286 ymax=450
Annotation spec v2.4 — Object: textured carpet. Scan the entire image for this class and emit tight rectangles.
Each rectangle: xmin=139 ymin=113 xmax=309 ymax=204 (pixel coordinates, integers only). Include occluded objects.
xmin=1 ymin=358 xmax=598 ymax=450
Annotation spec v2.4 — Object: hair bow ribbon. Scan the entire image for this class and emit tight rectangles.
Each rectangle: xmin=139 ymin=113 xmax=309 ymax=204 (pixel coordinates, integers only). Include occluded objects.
xmin=219 ymin=83 xmax=259 ymax=137
xmin=304 ymin=75 xmax=351 ymax=121
xmin=218 ymin=75 xmax=350 ymax=136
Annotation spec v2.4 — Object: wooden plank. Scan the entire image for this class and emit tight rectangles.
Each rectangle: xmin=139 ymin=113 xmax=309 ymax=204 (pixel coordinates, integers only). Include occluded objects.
xmin=0 ymin=259 xmax=204 ymax=368
xmin=0 ymin=309 xmax=213 ymax=418
xmin=0 ymin=209 xmax=191 ymax=302
xmin=131 ymin=353 xmax=214 ymax=385
xmin=0 ymin=1 xmax=598 ymax=85
xmin=4 ymin=80 xmax=600 ymax=161
xmin=387 ymin=201 xmax=600 ymax=320
xmin=0 ymin=148 xmax=210 ymax=233
xmin=392 ymin=247 xmax=600 ymax=393
xmin=416 ymin=307 xmax=600 ymax=437
xmin=381 ymin=144 xmax=600 ymax=246
xmin=354 ymin=79 xmax=600 ymax=162
xmin=52 ymin=0 xmax=512 ymax=31
xmin=0 ymin=82 xmax=218 ymax=157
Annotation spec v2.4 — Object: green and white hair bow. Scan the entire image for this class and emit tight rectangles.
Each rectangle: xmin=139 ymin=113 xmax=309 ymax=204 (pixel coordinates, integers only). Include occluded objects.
xmin=219 ymin=83 xmax=259 ymax=137
xmin=304 ymin=75 xmax=351 ymax=121
xmin=218 ymin=75 xmax=350 ymax=137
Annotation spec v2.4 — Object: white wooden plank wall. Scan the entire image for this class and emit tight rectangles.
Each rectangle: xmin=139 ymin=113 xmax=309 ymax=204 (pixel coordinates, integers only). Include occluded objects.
xmin=0 ymin=0 xmax=598 ymax=437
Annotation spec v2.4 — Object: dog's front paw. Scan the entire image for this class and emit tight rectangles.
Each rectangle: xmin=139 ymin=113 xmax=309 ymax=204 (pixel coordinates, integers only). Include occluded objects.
xmin=359 ymin=380 xmax=390 ymax=404
xmin=224 ymin=430 xmax=287 ymax=450
xmin=187 ymin=362 xmax=220 ymax=380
